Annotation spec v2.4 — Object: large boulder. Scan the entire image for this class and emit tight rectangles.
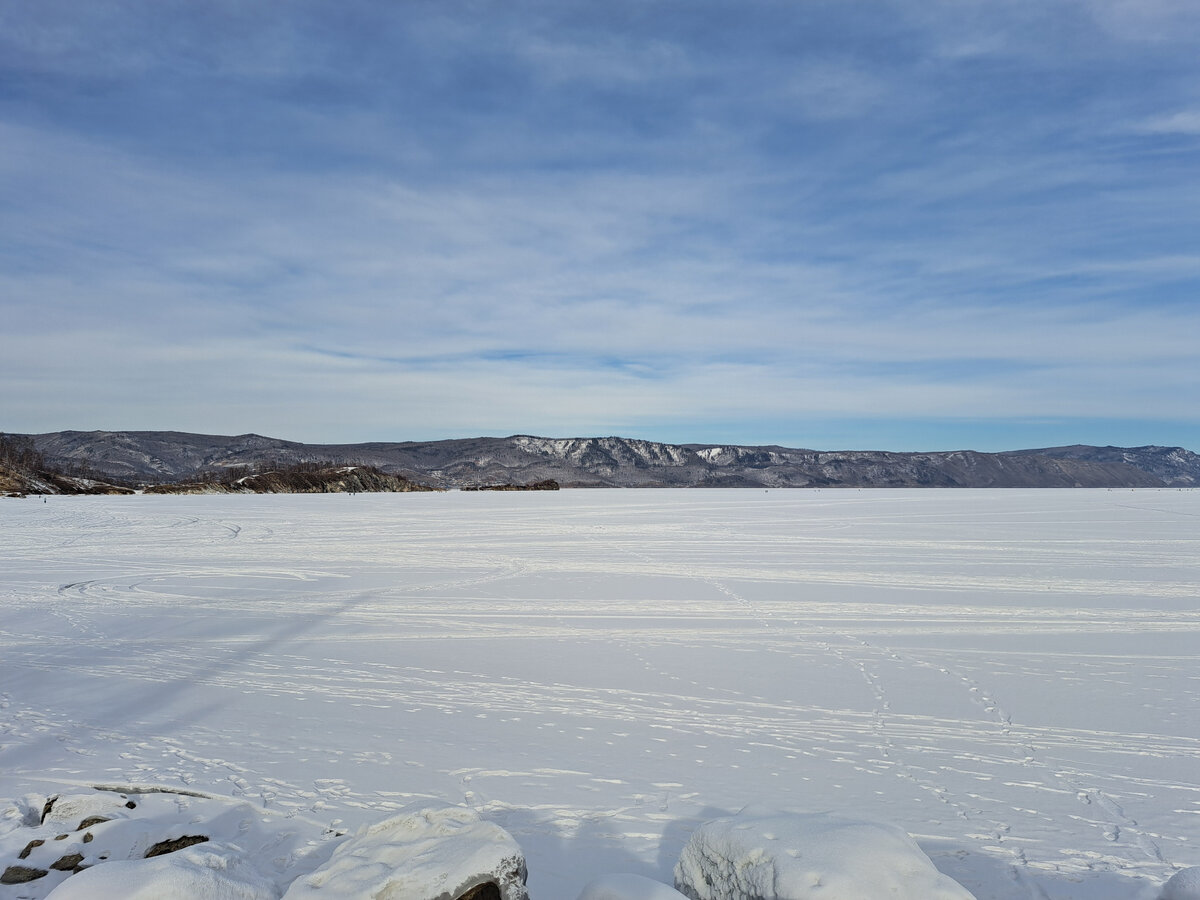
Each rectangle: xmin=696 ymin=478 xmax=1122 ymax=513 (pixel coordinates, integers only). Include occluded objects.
xmin=1162 ymin=868 xmax=1200 ymax=900
xmin=282 ymin=804 xmax=528 ymax=900
xmin=4 ymin=787 xmax=327 ymax=898
xmin=44 ymin=843 xmax=279 ymax=899
xmin=674 ymin=808 xmax=975 ymax=900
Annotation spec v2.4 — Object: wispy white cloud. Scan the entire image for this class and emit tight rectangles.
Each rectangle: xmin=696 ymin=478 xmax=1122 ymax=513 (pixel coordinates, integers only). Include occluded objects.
xmin=1135 ymin=110 xmax=1200 ymax=135
xmin=1080 ymin=0 xmax=1200 ymax=42
xmin=1 ymin=1 xmax=1198 ymax=450
xmin=780 ymin=60 xmax=890 ymax=121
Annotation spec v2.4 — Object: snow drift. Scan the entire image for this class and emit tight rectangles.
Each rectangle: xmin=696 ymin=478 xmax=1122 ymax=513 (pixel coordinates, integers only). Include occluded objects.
xmin=673 ymin=808 xmax=975 ymax=900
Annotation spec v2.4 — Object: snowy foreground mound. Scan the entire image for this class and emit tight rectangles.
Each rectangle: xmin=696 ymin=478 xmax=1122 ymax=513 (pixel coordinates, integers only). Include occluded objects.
xmin=1 ymin=787 xmax=319 ymax=899
xmin=1161 ymin=867 xmax=1200 ymax=900
xmin=673 ymin=808 xmax=975 ymax=900
xmin=1 ymin=792 xmax=528 ymax=900
xmin=280 ymin=804 xmax=529 ymax=900
xmin=5 ymin=786 xmax=1193 ymax=899
xmin=3 ymin=789 xmax=993 ymax=900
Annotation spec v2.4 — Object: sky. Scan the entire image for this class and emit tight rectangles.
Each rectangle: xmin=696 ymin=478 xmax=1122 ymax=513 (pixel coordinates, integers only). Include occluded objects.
xmin=2 ymin=0 xmax=1199 ymax=452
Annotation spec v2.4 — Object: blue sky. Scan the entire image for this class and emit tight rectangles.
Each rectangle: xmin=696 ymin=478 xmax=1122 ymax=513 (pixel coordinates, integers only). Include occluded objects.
xmin=2 ymin=0 xmax=1198 ymax=451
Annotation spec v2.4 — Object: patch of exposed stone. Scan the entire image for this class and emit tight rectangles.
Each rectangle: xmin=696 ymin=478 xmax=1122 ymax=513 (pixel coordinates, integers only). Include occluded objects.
xmin=459 ymin=883 xmax=503 ymax=900
xmin=144 ymin=834 xmax=209 ymax=858
xmin=1 ymin=789 xmax=152 ymax=891
xmin=49 ymin=852 xmax=85 ymax=872
xmin=1 ymin=863 xmax=48 ymax=884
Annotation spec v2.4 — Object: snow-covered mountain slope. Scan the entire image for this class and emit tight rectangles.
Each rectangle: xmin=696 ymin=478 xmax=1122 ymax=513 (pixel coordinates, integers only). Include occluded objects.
xmin=22 ymin=431 xmax=1197 ymax=489
xmin=513 ymin=436 xmax=694 ymax=469
xmin=1005 ymin=444 xmax=1200 ymax=486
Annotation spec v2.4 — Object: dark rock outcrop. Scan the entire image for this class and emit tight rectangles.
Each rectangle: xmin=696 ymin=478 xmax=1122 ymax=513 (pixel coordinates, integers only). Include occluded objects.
xmin=144 ymin=835 xmax=209 ymax=858
xmin=0 ymin=464 xmax=133 ymax=497
xmin=1 ymin=864 xmax=47 ymax=884
xmin=146 ymin=465 xmax=440 ymax=495
xmin=50 ymin=852 xmax=85 ymax=872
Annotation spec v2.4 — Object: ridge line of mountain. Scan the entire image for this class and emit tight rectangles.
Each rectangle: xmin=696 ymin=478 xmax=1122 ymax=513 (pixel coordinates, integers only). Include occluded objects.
xmin=9 ymin=430 xmax=1198 ymax=490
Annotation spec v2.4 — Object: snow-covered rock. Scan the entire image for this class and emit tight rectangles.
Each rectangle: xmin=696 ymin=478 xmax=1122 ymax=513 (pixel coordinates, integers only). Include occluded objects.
xmin=39 ymin=792 xmax=135 ymax=831
xmin=1 ymin=787 xmax=329 ymax=899
xmin=281 ymin=804 xmax=528 ymax=900
xmin=673 ymin=808 xmax=975 ymax=900
xmin=43 ymin=843 xmax=279 ymax=899
xmin=1162 ymin=868 xmax=1200 ymax=900
xmin=578 ymin=873 xmax=689 ymax=900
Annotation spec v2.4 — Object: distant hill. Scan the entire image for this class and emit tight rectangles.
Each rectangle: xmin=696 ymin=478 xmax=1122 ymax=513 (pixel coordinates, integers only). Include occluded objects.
xmin=16 ymin=430 xmax=1200 ymax=491
xmin=0 ymin=432 xmax=134 ymax=496
xmin=1003 ymin=445 xmax=1200 ymax=486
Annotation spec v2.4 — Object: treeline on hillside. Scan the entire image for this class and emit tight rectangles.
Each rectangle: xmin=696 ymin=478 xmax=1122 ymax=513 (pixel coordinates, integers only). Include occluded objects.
xmin=462 ymin=479 xmax=560 ymax=491
xmin=176 ymin=459 xmax=353 ymax=487
xmin=1 ymin=442 xmax=440 ymax=496
xmin=1 ymin=434 xmax=137 ymax=496
xmin=146 ymin=461 xmax=440 ymax=494
xmin=0 ymin=433 xmax=44 ymax=472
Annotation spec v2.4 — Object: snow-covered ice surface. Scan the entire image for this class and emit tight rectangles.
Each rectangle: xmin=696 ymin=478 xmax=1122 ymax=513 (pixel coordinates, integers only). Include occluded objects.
xmin=1 ymin=489 xmax=1196 ymax=899
xmin=578 ymin=873 xmax=686 ymax=899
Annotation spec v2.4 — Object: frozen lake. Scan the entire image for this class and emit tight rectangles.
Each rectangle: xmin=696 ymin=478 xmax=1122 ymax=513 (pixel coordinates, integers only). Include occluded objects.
xmin=2 ymin=489 xmax=1197 ymax=898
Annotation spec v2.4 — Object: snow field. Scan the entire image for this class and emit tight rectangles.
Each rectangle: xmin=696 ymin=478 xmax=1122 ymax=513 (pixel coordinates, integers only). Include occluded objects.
xmin=1 ymin=489 xmax=1197 ymax=898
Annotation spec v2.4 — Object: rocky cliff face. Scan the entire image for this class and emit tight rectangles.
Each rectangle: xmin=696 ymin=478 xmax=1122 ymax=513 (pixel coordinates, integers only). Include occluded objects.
xmin=514 ymin=436 xmax=694 ymax=469
xmin=1 ymin=465 xmax=134 ymax=496
xmin=22 ymin=431 xmax=1199 ymax=490
xmin=145 ymin=465 xmax=438 ymax=495
xmin=1 ymin=431 xmax=134 ymax=496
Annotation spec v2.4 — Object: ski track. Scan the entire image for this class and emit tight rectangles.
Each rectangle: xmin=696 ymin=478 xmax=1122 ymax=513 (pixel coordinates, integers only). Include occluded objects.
xmin=1 ymin=489 xmax=1197 ymax=900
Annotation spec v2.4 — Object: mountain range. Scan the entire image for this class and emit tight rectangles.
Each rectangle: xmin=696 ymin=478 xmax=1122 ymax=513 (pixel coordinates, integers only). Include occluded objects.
xmin=16 ymin=430 xmax=1200 ymax=490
